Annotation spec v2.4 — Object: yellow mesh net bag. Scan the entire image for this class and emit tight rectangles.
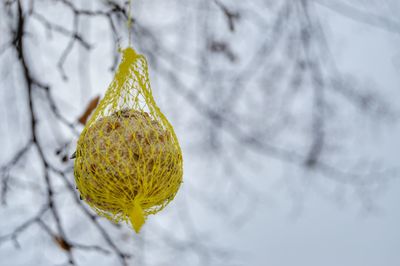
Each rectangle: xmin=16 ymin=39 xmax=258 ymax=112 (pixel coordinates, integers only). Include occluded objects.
xmin=73 ymin=47 xmax=183 ymax=233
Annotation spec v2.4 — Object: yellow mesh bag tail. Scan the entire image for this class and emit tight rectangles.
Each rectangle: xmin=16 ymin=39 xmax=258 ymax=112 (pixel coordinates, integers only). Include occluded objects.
xmin=73 ymin=47 xmax=183 ymax=233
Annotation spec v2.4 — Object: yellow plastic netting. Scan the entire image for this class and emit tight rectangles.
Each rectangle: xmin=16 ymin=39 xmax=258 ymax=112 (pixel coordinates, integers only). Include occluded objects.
xmin=73 ymin=47 xmax=183 ymax=233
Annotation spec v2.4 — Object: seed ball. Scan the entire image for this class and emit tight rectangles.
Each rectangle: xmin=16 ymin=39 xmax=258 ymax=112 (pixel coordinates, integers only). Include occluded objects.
xmin=74 ymin=109 xmax=181 ymax=214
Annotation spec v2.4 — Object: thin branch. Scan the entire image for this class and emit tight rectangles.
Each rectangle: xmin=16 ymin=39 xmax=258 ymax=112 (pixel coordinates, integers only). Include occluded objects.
xmin=0 ymin=206 xmax=48 ymax=247
xmin=31 ymin=12 xmax=91 ymax=49
xmin=0 ymin=141 xmax=33 ymax=172
xmin=49 ymin=166 xmax=131 ymax=266
xmin=213 ymin=0 xmax=240 ymax=32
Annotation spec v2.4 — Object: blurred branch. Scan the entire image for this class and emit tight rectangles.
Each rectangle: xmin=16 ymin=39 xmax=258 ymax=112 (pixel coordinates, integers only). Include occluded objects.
xmin=221 ymin=1 xmax=291 ymax=112
xmin=297 ymin=0 xmax=326 ymax=167
xmin=1 ymin=1 xmax=131 ymax=265
xmin=0 ymin=206 xmax=48 ymax=248
xmin=0 ymin=141 xmax=33 ymax=205
xmin=156 ymin=51 xmax=399 ymax=186
xmin=213 ymin=0 xmax=240 ymax=32
xmin=0 ymin=141 xmax=33 ymax=173
xmin=315 ymin=0 xmax=400 ymax=35
xmin=31 ymin=12 xmax=91 ymax=48
xmin=309 ymin=2 xmax=399 ymax=119
xmin=50 ymin=166 xmax=131 ymax=265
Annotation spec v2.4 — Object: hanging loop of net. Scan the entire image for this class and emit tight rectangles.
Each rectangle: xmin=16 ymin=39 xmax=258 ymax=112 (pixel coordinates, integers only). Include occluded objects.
xmin=74 ymin=47 xmax=183 ymax=233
